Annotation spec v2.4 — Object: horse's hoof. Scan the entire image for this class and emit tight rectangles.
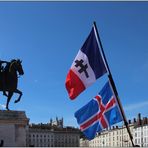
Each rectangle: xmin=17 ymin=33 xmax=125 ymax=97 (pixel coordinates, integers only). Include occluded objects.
xmin=6 ymin=107 xmax=9 ymax=111
xmin=14 ymin=99 xmax=20 ymax=103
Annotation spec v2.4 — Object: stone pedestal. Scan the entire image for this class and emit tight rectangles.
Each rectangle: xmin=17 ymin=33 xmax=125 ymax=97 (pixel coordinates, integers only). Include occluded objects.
xmin=0 ymin=110 xmax=29 ymax=147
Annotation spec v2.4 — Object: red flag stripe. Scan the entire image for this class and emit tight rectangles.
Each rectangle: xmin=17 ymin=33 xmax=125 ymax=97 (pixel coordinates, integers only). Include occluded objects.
xmin=65 ymin=70 xmax=85 ymax=100
xmin=80 ymin=112 xmax=102 ymax=131
xmin=105 ymin=97 xmax=116 ymax=111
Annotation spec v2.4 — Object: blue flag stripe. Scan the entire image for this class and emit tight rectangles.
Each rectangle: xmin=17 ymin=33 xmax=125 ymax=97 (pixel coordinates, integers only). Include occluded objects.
xmin=80 ymin=27 xmax=107 ymax=79
xmin=83 ymin=121 xmax=101 ymax=140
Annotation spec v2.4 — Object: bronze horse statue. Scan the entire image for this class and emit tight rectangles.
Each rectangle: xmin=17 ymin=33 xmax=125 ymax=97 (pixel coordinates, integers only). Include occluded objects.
xmin=0 ymin=59 xmax=24 ymax=110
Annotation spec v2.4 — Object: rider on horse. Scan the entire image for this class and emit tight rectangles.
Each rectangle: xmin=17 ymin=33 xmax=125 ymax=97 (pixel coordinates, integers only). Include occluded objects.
xmin=0 ymin=59 xmax=24 ymax=110
xmin=0 ymin=60 xmax=12 ymax=96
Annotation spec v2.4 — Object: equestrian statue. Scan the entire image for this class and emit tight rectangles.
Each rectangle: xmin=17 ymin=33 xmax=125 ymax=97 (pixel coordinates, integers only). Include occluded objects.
xmin=0 ymin=59 xmax=24 ymax=110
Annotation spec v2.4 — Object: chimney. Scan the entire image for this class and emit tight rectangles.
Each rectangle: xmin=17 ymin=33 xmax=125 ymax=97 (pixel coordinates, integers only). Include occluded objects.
xmin=128 ymin=120 xmax=131 ymax=124
xmin=133 ymin=118 xmax=136 ymax=123
xmin=138 ymin=113 xmax=141 ymax=120
xmin=143 ymin=117 xmax=147 ymax=125
xmin=137 ymin=113 xmax=142 ymax=125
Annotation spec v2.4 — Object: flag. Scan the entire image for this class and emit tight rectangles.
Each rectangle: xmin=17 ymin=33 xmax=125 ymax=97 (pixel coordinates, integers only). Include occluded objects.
xmin=74 ymin=81 xmax=123 ymax=140
xmin=65 ymin=26 xmax=107 ymax=100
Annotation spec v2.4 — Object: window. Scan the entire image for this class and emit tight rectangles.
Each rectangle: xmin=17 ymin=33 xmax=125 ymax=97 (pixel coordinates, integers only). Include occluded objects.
xmin=145 ymin=138 xmax=146 ymax=143
xmin=135 ymin=139 xmax=137 ymax=144
xmin=135 ymin=133 xmax=137 ymax=137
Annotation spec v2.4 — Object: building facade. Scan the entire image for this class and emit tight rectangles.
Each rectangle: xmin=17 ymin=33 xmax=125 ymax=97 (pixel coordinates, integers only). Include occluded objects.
xmin=26 ymin=118 xmax=80 ymax=147
xmin=133 ymin=114 xmax=148 ymax=147
xmin=88 ymin=124 xmax=134 ymax=147
xmin=133 ymin=125 xmax=148 ymax=147
xmin=80 ymin=138 xmax=89 ymax=147
xmin=80 ymin=113 xmax=148 ymax=147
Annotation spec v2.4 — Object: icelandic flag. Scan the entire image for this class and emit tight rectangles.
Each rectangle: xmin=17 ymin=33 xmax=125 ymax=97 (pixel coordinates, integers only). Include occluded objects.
xmin=65 ymin=26 xmax=107 ymax=100
xmin=75 ymin=81 xmax=123 ymax=140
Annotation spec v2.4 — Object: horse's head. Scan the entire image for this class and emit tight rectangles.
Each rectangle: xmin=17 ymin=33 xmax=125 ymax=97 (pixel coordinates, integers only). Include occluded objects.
xmin=15 ymin=59 xmax=24 ymax=75
xmin=10 ymin=59 xmax=24 ymax=76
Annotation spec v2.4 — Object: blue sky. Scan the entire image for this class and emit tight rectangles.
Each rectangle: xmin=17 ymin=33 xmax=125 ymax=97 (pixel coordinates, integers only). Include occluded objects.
xmin=0 ymin=1 xmax=148 ymax=127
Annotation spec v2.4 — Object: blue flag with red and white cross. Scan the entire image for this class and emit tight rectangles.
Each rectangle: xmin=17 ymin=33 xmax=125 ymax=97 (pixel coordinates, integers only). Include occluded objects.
xmin=65 ymin=26 xmax=107 ymax=100
xmin=75 ymin=81 xmax=123 ymax=140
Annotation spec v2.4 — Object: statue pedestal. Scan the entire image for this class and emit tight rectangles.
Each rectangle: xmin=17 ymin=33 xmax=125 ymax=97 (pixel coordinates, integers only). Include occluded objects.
xmin=0 ymin=110 xmax=29 ymax=147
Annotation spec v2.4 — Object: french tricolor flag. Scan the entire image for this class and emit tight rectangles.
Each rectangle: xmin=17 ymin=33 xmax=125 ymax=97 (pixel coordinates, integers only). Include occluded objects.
xmin=65 ymin=26 xmax=107 ymax=100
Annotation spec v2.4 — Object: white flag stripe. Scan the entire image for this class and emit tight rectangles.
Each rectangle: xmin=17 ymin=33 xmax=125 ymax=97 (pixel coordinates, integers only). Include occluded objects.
xmin=71 ymin=50 xmax=96 ymax=88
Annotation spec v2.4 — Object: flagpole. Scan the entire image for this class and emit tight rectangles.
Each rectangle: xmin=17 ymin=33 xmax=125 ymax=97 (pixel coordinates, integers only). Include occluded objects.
xmin=93 ymin=21 xmax=135 ymax=147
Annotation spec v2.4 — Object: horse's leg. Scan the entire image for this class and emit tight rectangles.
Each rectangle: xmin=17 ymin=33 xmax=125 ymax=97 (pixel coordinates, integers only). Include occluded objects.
xmin=6 ymin=91 xmax=13 ymax=110
xmin=14 ymin=89 xmax=22 ymax=103
xmin=3 ymin=91 xmax=8 ymax=97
